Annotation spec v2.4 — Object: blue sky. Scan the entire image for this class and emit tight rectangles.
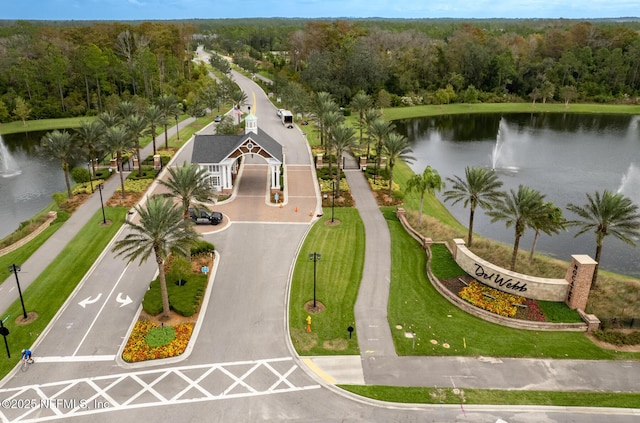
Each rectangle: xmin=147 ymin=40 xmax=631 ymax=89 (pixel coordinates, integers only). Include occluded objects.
xmin=5 ymin=0 xmax=640 ymax=20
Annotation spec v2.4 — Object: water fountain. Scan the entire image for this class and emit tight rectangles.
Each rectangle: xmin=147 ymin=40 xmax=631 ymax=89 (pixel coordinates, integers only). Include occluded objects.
xmin=489 ymin=119 xmax=519 ymax=174
xmin=0 ymin=135 xmax=22 ymax=177
xmin=617 ymin=163 xmax=640 ymax=205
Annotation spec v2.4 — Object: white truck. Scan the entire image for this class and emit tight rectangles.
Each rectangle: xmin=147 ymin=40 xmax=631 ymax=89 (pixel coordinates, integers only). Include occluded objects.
xmin=280 ymin=110 xmax=294 ymax=128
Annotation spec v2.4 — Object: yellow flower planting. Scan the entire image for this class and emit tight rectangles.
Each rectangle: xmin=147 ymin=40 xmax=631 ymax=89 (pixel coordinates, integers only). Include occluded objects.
xmin=122 ymin=320 xmax=193 ymax=362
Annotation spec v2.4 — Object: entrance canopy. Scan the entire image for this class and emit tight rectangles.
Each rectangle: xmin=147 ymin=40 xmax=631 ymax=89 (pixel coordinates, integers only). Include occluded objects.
xmin=191 ymin=130 xmax=283 ymax=192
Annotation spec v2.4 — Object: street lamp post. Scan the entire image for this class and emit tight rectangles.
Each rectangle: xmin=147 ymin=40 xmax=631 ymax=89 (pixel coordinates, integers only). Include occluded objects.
xmin=97 ymin=184 xmax=106 ymax=224
xmin=331 ymin=179 xmax=336 ymax=223
xmin=174 ymin=113 xmax=180 ymax=141
xmin=308 ymin=252 xmax=321 ymax=309
xmin=8 ymin=264 xmax=27 ymax=320
xmin=87 ymin=161 xmax=94 ymax=193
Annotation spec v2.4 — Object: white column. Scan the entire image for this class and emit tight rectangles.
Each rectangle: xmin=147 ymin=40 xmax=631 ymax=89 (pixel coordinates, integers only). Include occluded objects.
xmin=225 ymin=164 xmax=233 ymax=189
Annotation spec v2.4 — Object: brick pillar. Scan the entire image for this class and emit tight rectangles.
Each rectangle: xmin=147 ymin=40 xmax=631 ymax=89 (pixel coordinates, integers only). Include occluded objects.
xmin=110 ymin=158 xmax=118 ymax=173
xmin=316 ymin=153 xmax=323 ymax=168
xmin=153 ymin=154 xmax=161 ymax=170
xmin=360 ymin=156 xmax=367 ymax=171
xmin=564 ymin=255 xmax=597 ymax=310
xmin=380 ymin=156 xmax=387 ymax=169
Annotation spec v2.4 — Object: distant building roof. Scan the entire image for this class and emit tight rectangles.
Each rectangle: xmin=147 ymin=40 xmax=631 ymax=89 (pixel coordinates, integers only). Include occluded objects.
xmin=191 ymin=130 xmax=283 ymax=164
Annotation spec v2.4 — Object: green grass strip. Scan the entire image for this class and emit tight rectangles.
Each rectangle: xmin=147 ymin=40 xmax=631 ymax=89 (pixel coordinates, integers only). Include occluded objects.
xmin=0 ymin=207 xmax=127 ymax=376
xmin=339 ymin=385 xmax=640 ymax=408
xmin=289 ymin=208 xmax=365 ymax=356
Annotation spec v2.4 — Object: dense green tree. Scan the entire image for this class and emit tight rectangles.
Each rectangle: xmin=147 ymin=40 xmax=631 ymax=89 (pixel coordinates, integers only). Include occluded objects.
xmin=12 ymin=97 xmax=31 ymax=125
xmin=112 ymin=195 xmax=200 ymax=319
xmin=567 ymin=191 xmax=640 ymax=289
xmin=444 ymin=166 xmax=504 ymax=247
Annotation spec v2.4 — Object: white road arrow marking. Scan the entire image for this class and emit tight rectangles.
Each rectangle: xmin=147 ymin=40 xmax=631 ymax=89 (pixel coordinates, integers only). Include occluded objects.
xmin=78 ymin=293 xmax=102 ymax=308
xmin=116 ymin=292 xmax=133 ymax=307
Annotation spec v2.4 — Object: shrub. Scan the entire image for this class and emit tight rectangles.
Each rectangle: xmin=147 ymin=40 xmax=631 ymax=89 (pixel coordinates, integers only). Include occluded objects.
xmin=52 ymin=192 xmax=67 ymax=205
xmin=71 ymin=167 xmax=91 ymax=183
xmin=145 ymin=325 xmax=176 ymax=347
xmin=191 ymin=240 xmax=215 ymax=256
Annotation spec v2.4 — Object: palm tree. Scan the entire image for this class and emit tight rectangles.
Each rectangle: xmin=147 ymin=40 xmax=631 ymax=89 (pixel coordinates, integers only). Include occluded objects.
xmin=74 ymin=120 xmax=104 ymax=177
xmin=363 ymin=108 xmax=382 ymax=158
xmin=117 ymin=100 xmax=137 ymax=119
xmin=102 ymin=125 xmax=134 ymax=199
xmin=487 ymin=185 xmax=547 ymax=271
xmin=329 ymin=125 xmax=356 ymax=197
xmin=145 ymin=104 xmax=166 ymax=156
xmin=350 ymin=90 xmax=371 ymax=148
xmin=369 ymin=118 xmax=393 ymax=180
xmin=406 ymin=166 xmax=444 ymax=225
xmin=322 ymin=109 xmax=344 ymax=177
xmin=312 ymin=92 xmax=337 ymax=150
xmin=123 ymin=114 xmax=148 ymax=177
xmin=112 ymin=195 xmax=200 ymax=320
xmin=383 ymin=132 xmax=415 ymax=197
xmin=529 ymin=201 xmax=567 ymax=263
xmin=443 ymin=166 xmax=504 ymax=247
xmin=39 ymin=130 xmax=78 ymax=198
xmin=97 ymin=110 xmax=121 ymax=129
xmin=160 ymin=163 xmax=212 ymax=220
xmin=156 ymin=94 xmax=177 ymax=149
xmin=567 ymin=190 xmax=640 ymax=289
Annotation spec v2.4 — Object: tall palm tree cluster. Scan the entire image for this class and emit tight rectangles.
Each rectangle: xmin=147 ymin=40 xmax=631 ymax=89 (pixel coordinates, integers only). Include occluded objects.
xmin=39 ymin=95 xmax=183 ymax=199
xmin=312 ymin=90 xmax=414 ymax=199
xmin=438 ymin=166 xmax=640 ymax=288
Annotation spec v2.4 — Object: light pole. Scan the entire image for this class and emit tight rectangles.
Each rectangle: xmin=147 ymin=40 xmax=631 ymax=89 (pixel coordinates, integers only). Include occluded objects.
xmin=8 ymin=265 xmax=27 ymax=320
xmin=331 ymin=179 xmax=336 ymax=223
xmin=308 ymin=252 xmax=321 ymax=309
xmin=97 ymin=184 xmax=106 ymax=224
xmin=87 ymin=161 xmax=94 ymax=193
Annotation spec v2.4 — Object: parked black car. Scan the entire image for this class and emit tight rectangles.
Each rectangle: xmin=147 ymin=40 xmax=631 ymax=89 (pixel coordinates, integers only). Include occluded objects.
xmin=189 ymin=208 xmax=223 ymax=225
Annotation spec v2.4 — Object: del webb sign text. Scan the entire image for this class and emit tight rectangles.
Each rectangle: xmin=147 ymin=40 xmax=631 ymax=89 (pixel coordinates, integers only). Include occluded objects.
xmin=452 ymin=239 xmax=568 ymax=302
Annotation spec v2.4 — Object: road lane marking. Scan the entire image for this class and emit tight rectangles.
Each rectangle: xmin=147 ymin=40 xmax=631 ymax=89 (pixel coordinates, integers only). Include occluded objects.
xmin=78 ymin=293 xmax=102 ymax=308
xmin=115 ymin=293 xmax=132 ymax=307
xmin=302 ymin=358 xmax=336 ymax=384
xmin=72 ymin=263 xmax=131 ymax=356
xmin=36 ymin=355 xmax=115 ymax=363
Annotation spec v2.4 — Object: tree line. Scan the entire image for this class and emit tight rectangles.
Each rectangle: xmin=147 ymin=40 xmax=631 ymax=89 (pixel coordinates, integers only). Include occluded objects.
xmin=203 ymin=19 xmax=640 ymax=108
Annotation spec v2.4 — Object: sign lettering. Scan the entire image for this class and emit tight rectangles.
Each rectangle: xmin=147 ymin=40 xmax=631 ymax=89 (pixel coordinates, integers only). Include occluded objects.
xmin=473 ymin=263 xmax=528 ymax=293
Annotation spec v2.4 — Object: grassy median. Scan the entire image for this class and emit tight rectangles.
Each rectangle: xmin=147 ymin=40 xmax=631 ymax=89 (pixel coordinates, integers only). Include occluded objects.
xmin=289 ymin=208 xmax=365 ymax=355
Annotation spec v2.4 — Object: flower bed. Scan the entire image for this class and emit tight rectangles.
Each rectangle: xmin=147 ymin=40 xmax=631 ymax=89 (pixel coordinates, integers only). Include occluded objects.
xmin=459 ymin=280 xmax=525 ymax=318
xmin=122 ymin=320 xmax=193 ymax=362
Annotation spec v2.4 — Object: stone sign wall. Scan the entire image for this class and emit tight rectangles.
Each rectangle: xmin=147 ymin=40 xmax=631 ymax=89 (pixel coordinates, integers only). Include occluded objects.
xmin=452 ymin=239 xmax=569 ymax=301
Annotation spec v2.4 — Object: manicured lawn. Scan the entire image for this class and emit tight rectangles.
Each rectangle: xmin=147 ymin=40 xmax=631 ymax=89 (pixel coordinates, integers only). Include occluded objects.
xmin=0 ymin=207 xmax=127 ymax=377
xmin=0 ymin=117 xmax=89 ymax=135
xmin=289 ymin=208 xmax=365 ymax=355
xmin=339 ymin=385 xmax=640 ymax=408
xmin=385 ymin=208 xmax=640 ymax=360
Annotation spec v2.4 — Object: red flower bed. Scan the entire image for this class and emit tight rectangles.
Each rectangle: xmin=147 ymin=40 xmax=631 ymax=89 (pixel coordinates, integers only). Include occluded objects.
xmin=122 ymin=320 xmax=193 ymax=362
